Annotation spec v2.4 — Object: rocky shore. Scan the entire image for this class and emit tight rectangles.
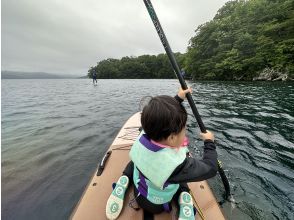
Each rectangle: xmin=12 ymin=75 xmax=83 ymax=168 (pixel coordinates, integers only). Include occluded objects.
xmin=253 ymin=68 xmax=293 ymax=81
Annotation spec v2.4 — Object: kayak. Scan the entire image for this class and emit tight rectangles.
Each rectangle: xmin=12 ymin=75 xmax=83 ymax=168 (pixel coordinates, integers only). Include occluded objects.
xmin=70 ymin=112 xmax=226 ymax=220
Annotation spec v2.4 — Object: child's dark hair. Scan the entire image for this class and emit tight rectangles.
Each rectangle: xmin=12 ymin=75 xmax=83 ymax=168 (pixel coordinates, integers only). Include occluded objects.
xmin=141 ymin=95 xmax=187 ymax=141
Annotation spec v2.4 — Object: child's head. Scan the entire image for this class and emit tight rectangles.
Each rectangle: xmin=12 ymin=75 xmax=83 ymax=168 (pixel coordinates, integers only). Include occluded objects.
xmin=141 ymin=95 xmax=187 ymax=147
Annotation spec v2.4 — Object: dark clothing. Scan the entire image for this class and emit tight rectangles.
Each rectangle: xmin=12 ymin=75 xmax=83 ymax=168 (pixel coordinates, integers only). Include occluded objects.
xmin=92 ymin=73 xmax=97 ymax=84
xmin=174 ymin=95 xmax=184 ymax=104
xmin=123 ymin=140 xmax=217 ymax=214
xmin=122 ymin=94 xmax=218 ymax=214
xmin=181 ymin=70 xmax=186 ymax=79
xmin=123 ymin=161 xmax=191 ymax=214
xmin=123 ymin=142 xmax=217 ymax=184
xmin=168 ymin=140 xmax=218 ymax=183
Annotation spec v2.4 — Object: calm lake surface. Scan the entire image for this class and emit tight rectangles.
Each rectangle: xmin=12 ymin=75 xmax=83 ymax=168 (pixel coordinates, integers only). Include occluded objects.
xmin=2 ymin=79 xmax=294 ymax=220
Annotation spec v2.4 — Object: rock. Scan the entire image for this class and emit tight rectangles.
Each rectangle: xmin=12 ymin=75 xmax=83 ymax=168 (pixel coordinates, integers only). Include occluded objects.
xmin=272 ymin=74 xmax=288 ymax=81
xmin=253 ymin=68 xmax=291 ymax=81
xmin=233 ymin=74 xmax=245 ymax=81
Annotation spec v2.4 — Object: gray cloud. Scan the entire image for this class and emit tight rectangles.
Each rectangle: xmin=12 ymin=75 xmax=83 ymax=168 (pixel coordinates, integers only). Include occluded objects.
xmin=2 ymin=0 xmax=229 ymax=75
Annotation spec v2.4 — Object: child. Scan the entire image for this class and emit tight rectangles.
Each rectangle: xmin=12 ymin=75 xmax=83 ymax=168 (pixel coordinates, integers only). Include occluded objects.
xmin=106 ymin=88 xmax=218 ymax=220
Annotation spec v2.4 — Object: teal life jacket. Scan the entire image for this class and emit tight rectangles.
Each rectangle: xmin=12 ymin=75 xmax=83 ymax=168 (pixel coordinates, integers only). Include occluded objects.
xmin=129 ymin=132 xmax=189 ymax=205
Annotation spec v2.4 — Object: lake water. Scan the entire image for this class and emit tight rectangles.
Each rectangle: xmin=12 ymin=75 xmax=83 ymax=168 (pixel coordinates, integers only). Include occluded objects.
xmin=1 ymin=79 xmax=294 ymax=220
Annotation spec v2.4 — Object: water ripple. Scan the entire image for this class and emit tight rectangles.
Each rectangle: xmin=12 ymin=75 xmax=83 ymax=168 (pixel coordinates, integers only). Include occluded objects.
xmin=2 ymin=79 xmax=294 ymax=220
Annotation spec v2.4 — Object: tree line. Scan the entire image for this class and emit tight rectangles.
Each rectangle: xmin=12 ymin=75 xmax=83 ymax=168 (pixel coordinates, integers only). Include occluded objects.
xmin=88 ymin=53 xmax=186 ymax=79
xmin=88 ymin=0 xmax=293 ymax=80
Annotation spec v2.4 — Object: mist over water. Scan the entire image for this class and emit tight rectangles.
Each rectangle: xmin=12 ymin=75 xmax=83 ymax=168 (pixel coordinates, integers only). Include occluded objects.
xmin=2 ymin=79 xmax=294 ymax=220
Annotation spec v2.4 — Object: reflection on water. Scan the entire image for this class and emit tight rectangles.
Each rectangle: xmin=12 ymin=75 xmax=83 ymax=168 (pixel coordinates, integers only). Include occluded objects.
xmin=2 ymin=79 xmax=294 ymax=220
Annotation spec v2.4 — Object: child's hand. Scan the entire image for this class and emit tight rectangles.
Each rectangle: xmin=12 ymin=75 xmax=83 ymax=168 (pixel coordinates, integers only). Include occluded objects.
xmin=178 ymin=87 xmax=192 ymax=100
xmin=200 ymin=130 xmax=215 ymax=142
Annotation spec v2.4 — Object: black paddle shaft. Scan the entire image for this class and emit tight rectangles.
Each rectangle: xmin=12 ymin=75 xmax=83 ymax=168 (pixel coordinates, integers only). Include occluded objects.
xmin=143 ymin=0 xmax=232 ymax=200
xmin=143 ymin=0 xmax=206 ymax=133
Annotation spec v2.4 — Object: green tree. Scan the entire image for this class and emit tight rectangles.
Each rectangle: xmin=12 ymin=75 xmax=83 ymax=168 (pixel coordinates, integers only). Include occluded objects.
xmin=186 ymin=0 xmax=294 ymax=80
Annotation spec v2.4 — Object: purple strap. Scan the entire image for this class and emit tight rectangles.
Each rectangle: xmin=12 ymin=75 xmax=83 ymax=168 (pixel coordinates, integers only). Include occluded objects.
xmin=139 ymin=134 xmax=163 ymax=152
xmin=137 ymin=169 xmax=171 ymax=213
xmin=163 ymin=203 xmax=170 ymax=212
xmin=138 ymin=171 xmax=148 ymax=198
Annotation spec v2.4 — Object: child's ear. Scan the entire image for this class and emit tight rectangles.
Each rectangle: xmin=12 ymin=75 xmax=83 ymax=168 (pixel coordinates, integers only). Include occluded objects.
xmin=166 ymin=134 xmax=173 ymax=142
xmin=167 ymin=133 xmax=176 ymax=144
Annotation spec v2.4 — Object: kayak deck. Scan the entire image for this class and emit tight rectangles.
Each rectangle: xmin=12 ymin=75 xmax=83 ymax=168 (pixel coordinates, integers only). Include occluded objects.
xmin=70 ymin=112 xmax=225 ymax=220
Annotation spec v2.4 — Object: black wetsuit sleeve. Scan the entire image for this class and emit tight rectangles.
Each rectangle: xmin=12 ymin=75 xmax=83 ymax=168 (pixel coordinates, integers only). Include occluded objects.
xmin=174 ymin=95 xmax=184 ymax=104
xmin=167 ymin=140 xmax=218 ymax=183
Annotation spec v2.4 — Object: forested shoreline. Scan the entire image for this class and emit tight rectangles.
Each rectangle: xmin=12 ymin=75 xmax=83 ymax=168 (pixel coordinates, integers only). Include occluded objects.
xmin=88 ymin=0 xmax=293 ymax=81
xmin=88 ymin=53 xmax=186 ymax=79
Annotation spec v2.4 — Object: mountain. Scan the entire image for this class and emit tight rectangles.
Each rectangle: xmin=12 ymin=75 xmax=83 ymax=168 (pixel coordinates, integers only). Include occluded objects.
xmin=1 ymin=71 xmax=79 ymax=79
xmin=78 ymin=75 xmax=89 ymax=79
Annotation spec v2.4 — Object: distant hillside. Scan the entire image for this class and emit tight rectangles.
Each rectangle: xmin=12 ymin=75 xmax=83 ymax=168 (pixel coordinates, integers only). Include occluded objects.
xmin=1 ymin=71 xmax=79 ymax=79
xmin=79 ymin=75 xmax=89 ymax=79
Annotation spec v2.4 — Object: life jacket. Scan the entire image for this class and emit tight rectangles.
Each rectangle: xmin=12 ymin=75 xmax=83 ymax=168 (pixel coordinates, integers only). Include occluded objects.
xmin=129 ymin=132 xmax=189 ymax=206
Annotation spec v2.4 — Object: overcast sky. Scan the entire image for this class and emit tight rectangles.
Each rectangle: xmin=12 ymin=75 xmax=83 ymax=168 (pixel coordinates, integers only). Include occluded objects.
xmin=2 ymin=0 xmax=229 ymax=76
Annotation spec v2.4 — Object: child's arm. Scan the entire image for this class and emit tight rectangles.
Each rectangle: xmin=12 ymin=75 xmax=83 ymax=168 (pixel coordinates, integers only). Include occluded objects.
xmin=174 ymin=87 xmax=192 ymax=103
xmin=200 ymin=130 xmax=214 ymax=142
xmin=168 ymin=131 xmax=218 ymax=183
